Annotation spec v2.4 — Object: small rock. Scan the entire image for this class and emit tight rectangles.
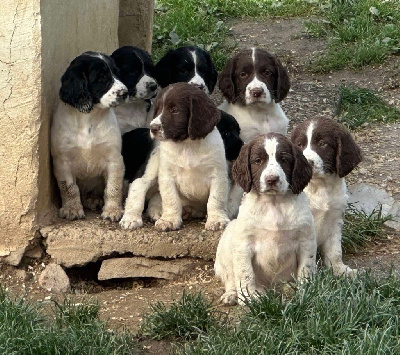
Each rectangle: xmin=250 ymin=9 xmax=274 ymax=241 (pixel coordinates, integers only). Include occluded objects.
xmin=25 ymin=245 xmax=44 ymax=259
xmin=38 ymin=264 xmax=70 ymax=293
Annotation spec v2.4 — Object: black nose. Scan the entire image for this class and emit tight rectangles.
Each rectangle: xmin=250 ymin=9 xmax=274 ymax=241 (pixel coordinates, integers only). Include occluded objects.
xmin=266 ymin=175 xmax=279 ymax=186
xmin=192 ymin=83 xmax=205 ymax=91
xmin=307 ymin=159 xmax=314 ymax=167
xmin=150 ymin=124 xmax=161 ymax=133
xmin=250 ymin=88 xmax=264 ymax=98
xmin=149 ymin=82 xmax=158 ymax=91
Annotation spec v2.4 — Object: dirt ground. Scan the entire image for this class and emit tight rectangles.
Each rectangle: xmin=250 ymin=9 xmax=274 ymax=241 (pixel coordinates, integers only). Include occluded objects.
xmin=1 ymin=18 xmax=399 ymax=353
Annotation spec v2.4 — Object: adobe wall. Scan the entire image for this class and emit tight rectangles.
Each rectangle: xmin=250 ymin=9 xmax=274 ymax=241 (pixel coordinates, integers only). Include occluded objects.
xmin=0 ymin=0 xmax=153 ymax=265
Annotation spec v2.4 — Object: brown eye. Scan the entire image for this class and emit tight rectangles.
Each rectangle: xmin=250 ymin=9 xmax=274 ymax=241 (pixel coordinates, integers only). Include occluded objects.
xmin=171 ymin=107 xmax=179 ymax=114
xmin=239 ymin=72 xmax=248 ymax=79
xmin=254 ymin=158 xmax=262 ymax=165
xmin=264 ymin=70 xmax=271 ymax=76
xmin=318 ymin=140 xmax=327 ymax=148
xmin=297 ymin=142 xmax=304 ymax=148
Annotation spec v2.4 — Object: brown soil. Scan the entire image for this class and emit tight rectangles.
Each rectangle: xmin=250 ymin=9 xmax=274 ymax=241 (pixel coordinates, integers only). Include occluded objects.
xmin=1 ymin=17 xmax=399 ymax=353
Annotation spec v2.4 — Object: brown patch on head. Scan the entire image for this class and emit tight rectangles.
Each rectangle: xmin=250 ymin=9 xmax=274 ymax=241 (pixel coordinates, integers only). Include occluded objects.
xmin=153 ymin=82 xmax=220 ymax=141
xmin=291 ymin=117 xmax=362 ymax=177
xmin=233 ymin=133 xmax=312 ymax=194
xmin=218 ymin=48 xmax=290 ymax=105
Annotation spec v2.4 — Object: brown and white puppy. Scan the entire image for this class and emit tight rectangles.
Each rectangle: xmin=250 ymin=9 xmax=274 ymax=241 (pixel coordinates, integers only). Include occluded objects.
xmin=215 ymin=133 xmax=316 ymax=305
xmin=291 ymin=117 xmax=362 ymax=276
xmin=218 ymin=48 xmax=291 ymax=143
xmin=148 ymin=83 xmax=229 ymax=231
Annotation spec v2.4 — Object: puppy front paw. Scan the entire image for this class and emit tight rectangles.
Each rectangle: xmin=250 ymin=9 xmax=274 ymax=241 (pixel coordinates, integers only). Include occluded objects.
xmin=155 ymin=218 xmax=181 ymax=232
xmin=205 ymin=218 xmax=229 ymax=231
xmin=119 ymin=214 xmax=143 ymax=230
xmin=101 ymin=206 xmax=123 ymax=222
xmin=220 ymin=291 xmax=238 ymax=306
xmin=333 ymin=264 xmax=358 ymax=278
xmin=147 ymin=205 xmax=162 ymax=222
xmin=59 ymin=206 xmax=85 ymax=220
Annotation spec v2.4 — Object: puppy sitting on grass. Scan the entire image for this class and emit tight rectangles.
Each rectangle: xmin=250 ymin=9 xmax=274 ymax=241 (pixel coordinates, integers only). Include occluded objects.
xmin=215 ymin=133 xmax=316 ymax=305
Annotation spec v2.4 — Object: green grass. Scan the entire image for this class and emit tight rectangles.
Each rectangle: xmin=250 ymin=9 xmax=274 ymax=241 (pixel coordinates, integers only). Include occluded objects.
xmin=343 ymin=203 xmax=392 ymax=253
xmin=153 ymin=0 xmax=318 ymax=69
xmin=139 ymin=290 xmax=224 ymax=340
xmin=141 ymin=272 xmax=400 ymax=354
xmin=336 ymin=85 xmax=400 ymax=129
xmin=306 ymin=0 xmax=400 ymax=72
xmin=0 ymin=289 xmax=136 ymax=355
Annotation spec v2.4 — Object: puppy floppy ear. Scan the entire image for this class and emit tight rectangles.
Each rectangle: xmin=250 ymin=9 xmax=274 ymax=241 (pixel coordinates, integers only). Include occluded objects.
xmin=59 ymin=63 xmax=93 ymax=113
xmin=290 ymin=145 xmax=312 ymax=194
xmin=218 ymin=57 xmax=236 ymax=103
xmin=273 ymin=56 xmax=290 ymax=103
xmin=336 ymin=129 xmax=362 ymax=178
xmin=232 ymin=143 xmax=252 ymax=193
xmin=153 ymin=50 xmax=173 ymax=88
xmin=188 ymin=91 xmax=220 ymax=139
xmin=204 ymin=50 xmax=218 ymax=93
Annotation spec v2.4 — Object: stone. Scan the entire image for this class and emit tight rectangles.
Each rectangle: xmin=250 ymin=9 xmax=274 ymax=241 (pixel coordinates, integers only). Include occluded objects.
xmin=347 ymin=183 xmax=399 ymax=218
xmin=348 ymin=183 xmax=400 ymax=231
xmin=98 ymin=257 xmax=199 ymax=280
xmin=38 ymin=264 xmax=70 ymax=293
xmin=41 ymin=213 xmax=222 ymax=267
xmin=25 ymin=245 xmax=44 ymax=259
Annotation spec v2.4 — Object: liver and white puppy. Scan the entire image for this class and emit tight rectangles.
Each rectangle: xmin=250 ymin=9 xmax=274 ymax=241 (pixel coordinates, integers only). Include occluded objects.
xmin=111 ymin=46 xmax=158 ymax=134
xmin=120 ymin=111 xmax=243 ymax=230
xmin=154 ymin=46 xmax=218 ymax=94
xmin=219 ymin=48 xmax=291 ymax=143
xmin=149 ymin=82 xmax=229 ymax=231
xmin=215 ymin=133 xmax=316 ymax=306
xmin=291 ymin=117 xmax=362 ymax=276
xmin=51 ymin=51 xmax=128 ymax=221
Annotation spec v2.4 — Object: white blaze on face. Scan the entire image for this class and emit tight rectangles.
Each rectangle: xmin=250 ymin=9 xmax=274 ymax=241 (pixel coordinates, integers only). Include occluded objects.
xmin=99 ymin=78 xmax=127 ymax=108
xmin=135 ymin=74 xmax=159 ymax=99
xmin=245 ymin=48 xmax=272 ymax=104
xmin=188 ymin=51 xmax=208 ymax=94
xmin=260 ymin=137 xmax=289 ymax=193
xmin=150 ymin=88 xmax=171 ymax=139
xmin=302 ymin=122 xmax=324 ymax=175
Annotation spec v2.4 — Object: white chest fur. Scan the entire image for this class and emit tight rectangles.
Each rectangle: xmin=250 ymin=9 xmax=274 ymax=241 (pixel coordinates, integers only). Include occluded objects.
xmin=114 ymin=99 xmax=149 ymax=134
xmin=219 ymin=101 xmax=288 ymax=143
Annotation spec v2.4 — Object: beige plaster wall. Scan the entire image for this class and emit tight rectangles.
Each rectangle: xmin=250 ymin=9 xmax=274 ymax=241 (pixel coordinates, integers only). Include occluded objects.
xmin=0 ymin=0 xmax=43 ymax=265
xmin=119 ymin=0 xmax=154 ymax=52
xmin=0 ymin=0 xmax=120 ymax=265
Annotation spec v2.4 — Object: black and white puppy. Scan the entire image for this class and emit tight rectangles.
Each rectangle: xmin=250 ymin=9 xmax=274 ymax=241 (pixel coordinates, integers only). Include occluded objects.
xmin=154 ymin=46 xmax=218 ymax=94
xmin=291 ymin=117 xmax=362 ymax=276
xmin=111 ymin=46 xmax=159 ymax=134
xmin=51 ymin=51 xmax=128 ymax=221
xmin=215 ymin=133 xmax=316 ymax=305
xmin=123 ymin=83 xmax=230 ymax=231
xmin=219 ymin=48 xmax=291 ymax=143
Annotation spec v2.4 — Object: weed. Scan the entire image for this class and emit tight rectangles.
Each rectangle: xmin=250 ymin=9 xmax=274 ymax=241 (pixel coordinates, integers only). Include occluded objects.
xmin=343 ymin=203 xmax=391 ymax=253
xmin=0 ymin=289 xmax=136 ymax=355
xmin=336 ymin=85 xmax=400 ymax=129
xmin=306 ymin=0 xmax=400 ymax=72
xmin=139 ymin=290 xmax=224 ymax=340
xmin=177 ymin=271 xmax=400 ymax=354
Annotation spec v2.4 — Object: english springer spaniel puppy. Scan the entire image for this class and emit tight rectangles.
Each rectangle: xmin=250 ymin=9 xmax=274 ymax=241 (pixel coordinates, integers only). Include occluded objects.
xmin=215 ymin=133 xmax=316 ymax=305
xmin=149 ymin=82 xmax=230 ymax=231
xmin=119 ymin=111 xmax=243 ymax=229
xmin=219 ymin=48 xmax=291 ymax=143
xmin=291 ymin=117 xmax=362 ymax=276
xmin=111 ymin=46 xmax=159 ymax=134
xmin=51 ymin=51 xmax=128 ymax=221
xmin=154 ymin=46 xmax=218 ymax=94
